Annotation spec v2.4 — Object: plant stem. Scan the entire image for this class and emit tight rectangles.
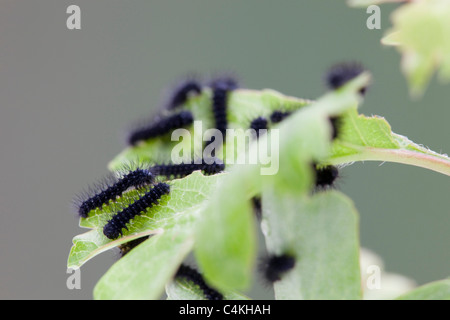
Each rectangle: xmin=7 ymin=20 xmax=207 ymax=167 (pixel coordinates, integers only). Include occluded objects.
xmin=330 ymin=148 xmax=450 ymax=177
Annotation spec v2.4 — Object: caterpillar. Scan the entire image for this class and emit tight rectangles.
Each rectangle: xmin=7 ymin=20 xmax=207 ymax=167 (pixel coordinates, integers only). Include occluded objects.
xmin=103 ymin=182 xmax=170 ymax=239
xmin=314 ymin=164 xmax=340 ymax=189
xmin=74 ymin=168 xmax=154 ymax=218
xmin=205 ymin=76 xmax=239 ymax=148
xmin=325 ymin=62 xmax=367 ymax=95
xmin=249 ymin=116 xmax=268 ymax=139
xmin=118 ymin=236 xmax=150 ymax=257
xmin=252 ymin=196 xmax=262 ymax=220
xmin=259 ymin=253 xmax=296 ymax=283
xmin=329 ymin=115 xmax=343 ymax=140
xmin=175 ymin=264 xmax=223 ymax=300
xmin=149 ymin=158 xmax=225 ymax=178
xmin=128 ymin=110 xmax=194 ymax=146
xmin=270 ymin=110 xmax=292 ymax=124
xmin=165 ymin=78 xmax=202 ymax=110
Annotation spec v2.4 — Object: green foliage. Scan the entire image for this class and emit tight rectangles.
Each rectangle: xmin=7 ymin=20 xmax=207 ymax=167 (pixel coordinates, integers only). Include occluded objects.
xmin=382 ymin=0 xmax=450 ymax=97
xmin=350 ymin=0 xmax=450 ymax=98
xmin=396 ymin=280 xmax=450 ymax=300
xmin=261 ymin=189 xmax=361 ymax=300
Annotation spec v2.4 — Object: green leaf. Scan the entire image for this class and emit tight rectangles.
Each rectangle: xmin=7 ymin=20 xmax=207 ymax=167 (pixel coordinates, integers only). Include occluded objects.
xmin=261 ymin=188 xmax=362 ymax=300
xmin=165 ymin=277 xmax=250 ymax=300
xmin=94 ymin=225 xmax=194 ymax=300
xmin=329 ymin=109 xmax=450 ymax=176
xmin=381 ymin=0 xmax=450 ymax=98
xmin=396 ymin=279 xmax=450 ymax=300
xmin=194 ymin=170 xmax=257 ymax=292
xmin=67 ymin=171 xmax=224 ymax=269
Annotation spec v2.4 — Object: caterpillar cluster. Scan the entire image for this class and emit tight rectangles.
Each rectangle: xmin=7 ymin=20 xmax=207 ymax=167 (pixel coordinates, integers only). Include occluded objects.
xmin=88 ymin=76 xmax=238 ymax=240
xmin=72 ymin=62 xmax=368 ymax=291
xmin=127 ymin=75 xmax=240 ymax=150
xmin=73 ymin=159 xmax=225 ymax=239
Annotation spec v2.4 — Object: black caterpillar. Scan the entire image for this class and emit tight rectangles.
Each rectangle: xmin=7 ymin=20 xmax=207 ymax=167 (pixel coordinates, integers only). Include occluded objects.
xmin=259 ymin=253 xmax=296 ymax=283
xmin=118 ymin=236 xmax=150 ymax=257
xmin=205 ymin=77 xmax=239 ymax=148
xmin=128 ymin=110 xmax=194 ymax=146
xmin=325 ymin=62 xmax=367 ymax=95
xmin=249 ymin=116 xmax=268 ymax=139
xmin=166 ymin=79 xmax=202 ymax=110
xmin=74 ymin=169 xmax=154 ymax=218
xmin=314 ymin=165 xmax=340 ymax=189
xmin=175 ymin=264 xmax=223 ymax=300
xmin=103 ymin=182 xmax=170 ymax=239
xmin=270 ymin=110 xmax=292 ymax=124
xmin=150 ymin=158 xmax=225 ymax=178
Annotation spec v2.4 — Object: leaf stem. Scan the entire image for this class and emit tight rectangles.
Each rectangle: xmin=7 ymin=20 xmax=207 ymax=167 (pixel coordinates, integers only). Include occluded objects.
xmin=330 ymin=148 xmax=450 ymax=177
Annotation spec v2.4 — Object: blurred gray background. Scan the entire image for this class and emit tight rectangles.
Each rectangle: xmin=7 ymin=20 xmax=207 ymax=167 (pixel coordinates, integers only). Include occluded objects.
xmin=0 ymin=0 xmax=448 ymax=300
